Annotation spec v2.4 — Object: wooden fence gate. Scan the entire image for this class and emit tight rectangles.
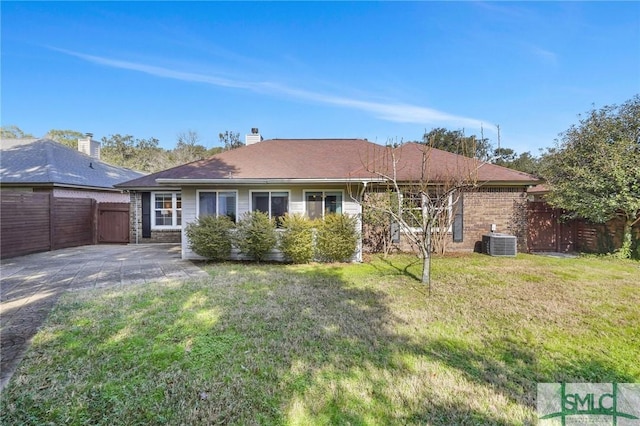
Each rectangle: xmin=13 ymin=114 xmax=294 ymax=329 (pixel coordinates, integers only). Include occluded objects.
xmin=527 ymin=201 xmax=576 ymax=253
xmin=98 ymin=203 xmax=130 ymax=243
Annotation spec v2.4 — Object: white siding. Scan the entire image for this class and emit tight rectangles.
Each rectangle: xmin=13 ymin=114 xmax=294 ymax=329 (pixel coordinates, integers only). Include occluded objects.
xmin=180 ymin=184 xmax=364 ymax=261
xmin=181 ymin=187 xmax=198 ymax=259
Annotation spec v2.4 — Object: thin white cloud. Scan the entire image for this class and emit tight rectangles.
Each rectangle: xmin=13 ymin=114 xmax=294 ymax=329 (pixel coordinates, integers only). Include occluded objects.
xmin=53 ymin=47 xmax=496 ymax=133
xmin=530 ymin=45 xmax=558 ymax=63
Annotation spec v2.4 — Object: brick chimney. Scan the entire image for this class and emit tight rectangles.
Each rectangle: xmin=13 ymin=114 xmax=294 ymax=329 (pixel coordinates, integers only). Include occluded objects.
xmin=78 ymin=133 xmax=101 ymax=159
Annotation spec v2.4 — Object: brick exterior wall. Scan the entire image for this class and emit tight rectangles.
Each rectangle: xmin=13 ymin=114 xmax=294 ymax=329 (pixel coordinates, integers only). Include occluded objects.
xmin=450 ymin=187 xmax=528 ymax=252
xmin=128 ymin=192 xmax=181 ymax=244
xmin=365 ymin=187 xmax=529 ymax=254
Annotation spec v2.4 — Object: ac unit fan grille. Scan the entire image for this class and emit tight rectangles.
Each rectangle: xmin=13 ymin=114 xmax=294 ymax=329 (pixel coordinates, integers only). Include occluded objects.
xmin=482 ymin=234 xmax=517 ymax=256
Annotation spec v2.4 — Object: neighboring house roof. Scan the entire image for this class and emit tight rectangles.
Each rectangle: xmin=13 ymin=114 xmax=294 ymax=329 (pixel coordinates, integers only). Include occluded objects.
xmin=0 ymin=138 xmax=144 ymax=190
xmin=528 ymin=183 xmax=549 ymax=194
xmin=116 ymin=138 xmax=540 ymax=188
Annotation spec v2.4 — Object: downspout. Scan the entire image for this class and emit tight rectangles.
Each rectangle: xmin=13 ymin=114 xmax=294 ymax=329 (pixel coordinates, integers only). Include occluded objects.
xmin=359 ymin=181 xmax=368 ymax=200
xmin=357 ymin=181 xmax=368 ymax=262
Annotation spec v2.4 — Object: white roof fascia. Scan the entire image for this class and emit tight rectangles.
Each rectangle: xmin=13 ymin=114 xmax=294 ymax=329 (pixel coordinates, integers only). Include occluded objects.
xmin=154 ymin=178 xmax=385 ymax=186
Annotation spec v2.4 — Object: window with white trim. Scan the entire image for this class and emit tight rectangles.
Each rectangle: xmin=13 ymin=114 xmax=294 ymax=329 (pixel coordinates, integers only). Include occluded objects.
xmin=250 ymin=191 xmax=289 ymax=225
xmin=401 ymin=191 xmax=452 ymax=232
xmin=304 ymin=191 xmax=343 ymax=219
xmin=152 ymin=192 xmax=181 ymax=229
xmin=197 ymin=190 xmax=237 ymax=222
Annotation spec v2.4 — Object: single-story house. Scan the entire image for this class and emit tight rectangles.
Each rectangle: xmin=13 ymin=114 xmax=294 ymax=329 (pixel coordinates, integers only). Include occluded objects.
xmin=0 ymin=135 xmax=143 ymax=202
xmin=116 ymin=134 xmax=540 ymax=260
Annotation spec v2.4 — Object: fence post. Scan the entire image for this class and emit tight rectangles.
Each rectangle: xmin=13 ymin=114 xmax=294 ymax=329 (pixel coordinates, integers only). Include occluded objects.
xmin=49 ymin=192 xmax=55 ymax=251
xmin=92 ymin=199 xmax=98 ymax=245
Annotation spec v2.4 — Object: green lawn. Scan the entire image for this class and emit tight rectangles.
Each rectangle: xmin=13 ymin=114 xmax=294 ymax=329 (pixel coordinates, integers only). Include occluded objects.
xmin=1 ymin=254 xmax=638 ymax=425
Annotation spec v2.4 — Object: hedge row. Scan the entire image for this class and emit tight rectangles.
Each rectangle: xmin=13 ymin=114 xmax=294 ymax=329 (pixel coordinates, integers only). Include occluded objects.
xmin=185 ymin=212 xmax=359 ymax=263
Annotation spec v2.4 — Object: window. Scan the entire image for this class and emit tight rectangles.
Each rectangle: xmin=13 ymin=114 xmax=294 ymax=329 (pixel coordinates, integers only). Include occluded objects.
xmin=251 ymin=191 xmax=289 ymax=225
xmin=152 ymin=192 xmax=181 ymax=229
xmin=304 ymin=191 xmax=343 ymax=219
xmin=401 ymin=191 xmax=452 ymax=232
xmin=197 ymin=191 xmax=237 ymax=222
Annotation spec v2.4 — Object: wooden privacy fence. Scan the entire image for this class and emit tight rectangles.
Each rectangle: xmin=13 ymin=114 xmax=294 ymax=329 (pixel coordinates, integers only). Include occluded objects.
xmin=1 ymin=192 xmax=98 ymax=259
xmin=527 ymin=201 xmax=576 ymax=253
xmin=1 ymin=192 xmax=96 ymax=258
xmin=527 ymin=200 xmax=639 ymax=253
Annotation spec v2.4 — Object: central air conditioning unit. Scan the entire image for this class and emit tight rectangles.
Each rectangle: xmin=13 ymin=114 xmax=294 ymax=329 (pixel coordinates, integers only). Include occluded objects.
xmin=482 ymin=233 xmax=517 ymax=257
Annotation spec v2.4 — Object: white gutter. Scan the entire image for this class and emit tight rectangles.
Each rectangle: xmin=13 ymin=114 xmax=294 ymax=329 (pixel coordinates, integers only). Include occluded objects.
xmin=153 ymin=178 xmax=537 ymax=187
xmin=0 ymin=182 xmax=125 ymax=192
xmin=154 ymin=178 xmax=386 ymax=186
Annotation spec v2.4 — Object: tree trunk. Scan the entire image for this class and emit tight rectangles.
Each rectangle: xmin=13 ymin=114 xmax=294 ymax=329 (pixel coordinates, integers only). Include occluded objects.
xmin=421 ymin=193 xmax=432 ymax=285
xmin=622 ymin=218 xmax=633 ymax=258
xmin=421 ymin=226 xmax=431 ymax=285
xmin=422 ymin=251 xmax=430 ymax=285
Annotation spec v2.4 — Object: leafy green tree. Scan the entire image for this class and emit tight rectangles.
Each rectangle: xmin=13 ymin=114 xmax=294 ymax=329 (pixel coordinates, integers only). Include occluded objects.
xmin=493 ymin=148 xmax=541 ymax=175
xmin=492 ymin=147 xmax=517 ymax=165
xmin=540 ymin=95 xmax=640 ymax=258
xmin=100 ymin=134 xmax=167 ymax=172
xmin=219 ymin=130 xmax=244 ymax=150
xmin=234 ymin=211 xmax=277 ymax=262
xmin=423 ymin=127 xmax=492 ymax=161
xmin=101 ymin=134 xmax=137 ymax=165
xmin=1 ymin=125 xmax=33 ymax=139
xmin=510 ymin=152 xmax=541 ymax=176
xmin=45 ymin=129 xmax=84 ymax=148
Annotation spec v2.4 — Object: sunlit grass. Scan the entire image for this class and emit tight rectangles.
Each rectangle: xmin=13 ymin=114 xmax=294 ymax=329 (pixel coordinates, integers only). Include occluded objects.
xmin=1 ymin=253 xmax=638 ymax=425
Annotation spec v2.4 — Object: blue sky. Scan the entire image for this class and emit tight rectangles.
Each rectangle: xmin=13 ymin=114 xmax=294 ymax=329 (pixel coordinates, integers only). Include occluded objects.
xmin=2 ymin=1 xmax=639 ymax=154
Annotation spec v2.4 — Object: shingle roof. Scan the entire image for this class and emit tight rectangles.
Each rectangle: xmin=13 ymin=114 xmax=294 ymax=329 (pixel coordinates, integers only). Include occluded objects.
xmin=374 ymin=142 xmax=540 ymax=184
xmin=0 ymin=138 xmax=144 ymax=190
xmin=116 ymin=138 xmax=539 ymax=188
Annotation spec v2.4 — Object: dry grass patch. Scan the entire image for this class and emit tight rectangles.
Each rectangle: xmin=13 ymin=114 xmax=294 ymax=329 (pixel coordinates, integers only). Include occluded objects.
xmin=1 ymin=254 xmax=638 ymax=425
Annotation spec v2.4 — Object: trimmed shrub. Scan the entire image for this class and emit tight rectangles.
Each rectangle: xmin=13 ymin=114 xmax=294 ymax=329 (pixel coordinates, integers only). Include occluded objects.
xmin=316 ymin=214 xmax=359 ymax=262
xmin=235 ymin=211 xmax=277 ymax=261
xmin=279 ymin=213 xmax=315 ymax=264
xmin=185 ymin=215 xmax=234 ymax=260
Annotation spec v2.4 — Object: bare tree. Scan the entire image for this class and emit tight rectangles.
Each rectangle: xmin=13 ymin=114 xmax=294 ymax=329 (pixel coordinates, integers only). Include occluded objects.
xmin=352 ymin=139 xmax=479 ymax=286
xmin=173 ymin=130 xmax=208 ymax=164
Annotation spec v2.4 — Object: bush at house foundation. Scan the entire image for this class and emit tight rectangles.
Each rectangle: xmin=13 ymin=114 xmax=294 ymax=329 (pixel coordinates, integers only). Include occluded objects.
xmin=279 ymin=213 xmax=315 ymax=264
xmin=234 ymin=211 xmax=277 ymax=262
xmin=185 ymin=216 xmax=234 ymax=260
xmin=316 ymin=214 xmax=359 ymax=262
